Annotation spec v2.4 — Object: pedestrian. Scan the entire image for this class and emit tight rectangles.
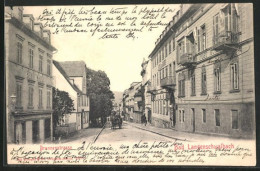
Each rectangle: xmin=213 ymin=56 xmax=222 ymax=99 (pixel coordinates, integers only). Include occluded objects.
xmin=144 ymin=115 xmax=147 ymax=126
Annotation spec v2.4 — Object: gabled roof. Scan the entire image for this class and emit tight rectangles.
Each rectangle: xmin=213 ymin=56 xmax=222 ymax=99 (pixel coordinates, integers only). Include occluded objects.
xmin=53 ymin=60 xmax=82 ymax=94
xmin=57 ymin=61 xmax=86 ymax=77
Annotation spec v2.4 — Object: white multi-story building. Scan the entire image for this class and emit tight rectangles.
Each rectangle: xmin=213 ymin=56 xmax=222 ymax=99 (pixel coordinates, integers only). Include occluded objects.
xmin=5 ymin=6 xmax=57 ymax=144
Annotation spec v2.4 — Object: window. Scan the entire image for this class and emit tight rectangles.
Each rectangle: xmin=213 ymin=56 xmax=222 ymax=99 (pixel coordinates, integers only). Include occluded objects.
xmin=157 ymin=53 xmax=159 ymax=65
xmin=191 ymin=108 xmax=195 ymax=125
xmin=214 ymin=4 xmax=239 ymax=45
xmin=231 ymin=110 xmax=238 ymax=129
xmin=231 ymin=63 xmax=239 ymax=90
xmin=186 ymin=34 xmax=195 ymax=54
xmin=201 ymin=66 xmax=207 ymax=95
xmin=47 ymin=60 xmax=51 ymax=76
xmin=169 ymin=64 xmax=172 ymax=76
xmin=28 ymin=87 xmax=34 ymax=107
xmin=172 ymin=38 xmax=175 ymax=51
xmin=214 ymin=68 xmax=221 ymax=92
xmin=16 ymin=83 xmax=22 ymax=107
xmin=215 ymin=109 xmax=220 ymax=126
xmin=39 ymin=88 xmax=43 ymax=108
xmin=83 ymin=95 xmax=87 ymax=106
xmin=17 ymin=42 xmax=23 ymax=64
xmin=177 ymin=39 xmax=185 ymax=62
xmin=160 ymin=99 xmax=163 ymax=114
xmin=178 ymin=74 xmax=185 ymax=97
xmin=213 ymin=14 xmax=219 ymax=45
xmin=39 ymin=55 xmax=43 ymax=73
xmin=179 ymin=109 xmax=185 ymax=122
xmin=191 ymin=70 xmax=196 ymax=96
xmin=47 ymin=90 xmax=51 ymax=108
xmin=29 ymin=48 xmax=34 ymax=68
xmin=202 ymin=109 xmax=206 ymax=123
xmin=157 ymin=72 xmax=159 ymax=86
xmin=182 ymin=110 xmax=185 ymax=122
xmin=200 ymin=25 xmax=206 ymax=51
xmin=161 ymin=49 xmax=164 ymax=61
xmin=179 ymin=110 xmax=182 ymax=122
xmin=162 ymin=69 xmax=164 ymax=79
xmin=165 ymin=44 xmax=168 ymax=57
xmin=169 ymin=40 xmax=172 ymax=54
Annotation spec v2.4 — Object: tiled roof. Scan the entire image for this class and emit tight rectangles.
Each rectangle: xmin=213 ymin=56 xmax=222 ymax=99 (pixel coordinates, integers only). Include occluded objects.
xmin=53 ymin=60 xmax=82 ymax=94
xmin=58 ymin=61 xmax=86 ymax=77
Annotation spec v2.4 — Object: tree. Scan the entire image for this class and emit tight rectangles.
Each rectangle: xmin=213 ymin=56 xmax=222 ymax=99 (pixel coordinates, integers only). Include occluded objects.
xmin=52 ymin=87 xmax=75 ymax=137
xmin=86 ymin=67 xmax=114 ymax=126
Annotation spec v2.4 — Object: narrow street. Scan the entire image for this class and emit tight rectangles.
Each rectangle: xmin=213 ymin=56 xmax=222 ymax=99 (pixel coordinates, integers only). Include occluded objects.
xmin=96 ymin=122 xmax=173 ymax=143
xmin=61 ymin=122 xmax=174 ymax=144
xmin=59 ymin=121 xmax=251 ymax=144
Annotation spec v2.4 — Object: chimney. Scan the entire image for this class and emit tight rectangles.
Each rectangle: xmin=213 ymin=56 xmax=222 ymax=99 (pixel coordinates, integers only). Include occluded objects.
xmin=34 ymin=23 xmax=43 ymax=38
xmin=23 ymin=14 xmax=34 ymax=30
xmin=43 ymin=30 xmax=51 ymax=44
xmin=8 ymin=6 xmax=24 ymax=21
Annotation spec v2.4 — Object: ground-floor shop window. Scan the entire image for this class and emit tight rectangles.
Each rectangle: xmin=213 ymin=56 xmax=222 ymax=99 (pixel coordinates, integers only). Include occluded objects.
xmin=215 ymin=109 xmax=220 ymax=126
xmin=179 ymin=109 xmax=185 ymax=123
xmin=45 ymin=118 xmax=51 ymax=139
xmin=231 ymin=110 xmax=239 ymax=129
xmin=202 ymin=109 xmax=206 ymax=123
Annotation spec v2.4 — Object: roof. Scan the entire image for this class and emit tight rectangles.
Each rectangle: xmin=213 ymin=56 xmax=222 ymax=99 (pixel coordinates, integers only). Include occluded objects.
xmin=6 ymin=17 xmax=57 ymax=51
xmin=53 ymin=60 xmax=82 ymax=94
xmin=58 ymin=61 xmax=86 ymax=77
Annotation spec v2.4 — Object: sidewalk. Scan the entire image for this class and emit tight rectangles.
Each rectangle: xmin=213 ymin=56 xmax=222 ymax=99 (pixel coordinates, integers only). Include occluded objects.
xmin=53 ymin=127 xmax=103 ymax=144
xmin=126 ymin=121 xmax=246 ymax=142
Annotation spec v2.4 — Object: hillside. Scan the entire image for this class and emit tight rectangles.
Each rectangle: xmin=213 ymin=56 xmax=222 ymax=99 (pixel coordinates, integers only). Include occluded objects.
xmin=113 ymin=91 xmax=123 ymax=104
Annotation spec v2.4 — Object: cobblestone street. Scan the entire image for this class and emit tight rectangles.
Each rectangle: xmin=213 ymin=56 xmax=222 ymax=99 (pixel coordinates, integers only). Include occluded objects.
xmin=56 ymin=121 xmax=253 ymax=144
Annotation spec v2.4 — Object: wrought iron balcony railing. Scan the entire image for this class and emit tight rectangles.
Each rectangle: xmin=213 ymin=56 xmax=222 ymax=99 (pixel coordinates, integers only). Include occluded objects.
xmin=212 ymin=30 xmax=239 ymax=51
xmin=160 ymin=76 xmax=176 ymax=87
xmin=179 ymin=52 xmax=196 ymax=66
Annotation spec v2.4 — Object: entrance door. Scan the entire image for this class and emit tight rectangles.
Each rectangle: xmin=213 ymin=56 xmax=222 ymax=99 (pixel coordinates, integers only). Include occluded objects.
xmin=44 ymin=118 xmax=51 ymax=140
xmin=32 ymin=120 xmax=39 ymax=144
xmin=148 ymin=110 xmax=151 ymax=123
xmin=191 ymin=108 xmax=195 ymax=132
xmin=21 ymin=122 xmax=26 ymax=144
xmin=171 ymin=108 xmax=176 ymax=127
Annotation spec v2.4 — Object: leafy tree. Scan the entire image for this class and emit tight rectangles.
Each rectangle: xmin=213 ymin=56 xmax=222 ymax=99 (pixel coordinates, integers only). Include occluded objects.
xmin=52 ymin=87 xmax=75 ymax=137
xmin=86 ymin=68 xmax=114 ymax=126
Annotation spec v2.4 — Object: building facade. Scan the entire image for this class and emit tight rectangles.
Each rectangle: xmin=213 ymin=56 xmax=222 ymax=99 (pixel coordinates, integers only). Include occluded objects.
xmin=149 ymin=3 xmax=254 ymax=138
xmin=123 ymin=82 xmax=142 ymax=123
xmin=5 ymin=6 xmax=57 ymax=144
xmin=141 ymin=58 xmax=152 ymax=124
xmin=53 ymin=61 xmax=90 ymax=136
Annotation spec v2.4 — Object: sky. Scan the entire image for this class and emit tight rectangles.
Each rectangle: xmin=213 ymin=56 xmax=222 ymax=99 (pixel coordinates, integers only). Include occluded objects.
xmin=24 ymin=5 xmax=179 ymax=92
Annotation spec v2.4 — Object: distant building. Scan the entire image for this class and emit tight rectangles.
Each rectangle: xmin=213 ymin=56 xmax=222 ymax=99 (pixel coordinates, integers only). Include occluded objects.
xmin=123 ymin=82 xmax=142 ymax=123
xmin=53 ymin=61 xmax=90 ymax=136
xmin=5 ymin=6 xmax=57 ymax=144
xmin=141 ymin=58 xmax=152 ymax=124
xmin=149 ymin=3 xmax=254 ymax=138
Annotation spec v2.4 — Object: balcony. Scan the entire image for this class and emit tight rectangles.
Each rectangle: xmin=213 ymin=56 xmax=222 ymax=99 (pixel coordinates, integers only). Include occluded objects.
xmin=147 ymin=85 xmax=156 ymax=94
xmin=179 ymin=53 xmax=196 ymax=66
xmin=160 ymin=76 xmax=176 ymax=88
xmin=212 ymin=31 xmax=239 ymax=51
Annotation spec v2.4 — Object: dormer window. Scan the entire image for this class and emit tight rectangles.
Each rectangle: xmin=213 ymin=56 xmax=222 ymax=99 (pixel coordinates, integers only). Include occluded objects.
xmin=23 ymin=14 xmax=35 ymax=31
xmin=30 ymin=18 xmax=34 ymax=30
